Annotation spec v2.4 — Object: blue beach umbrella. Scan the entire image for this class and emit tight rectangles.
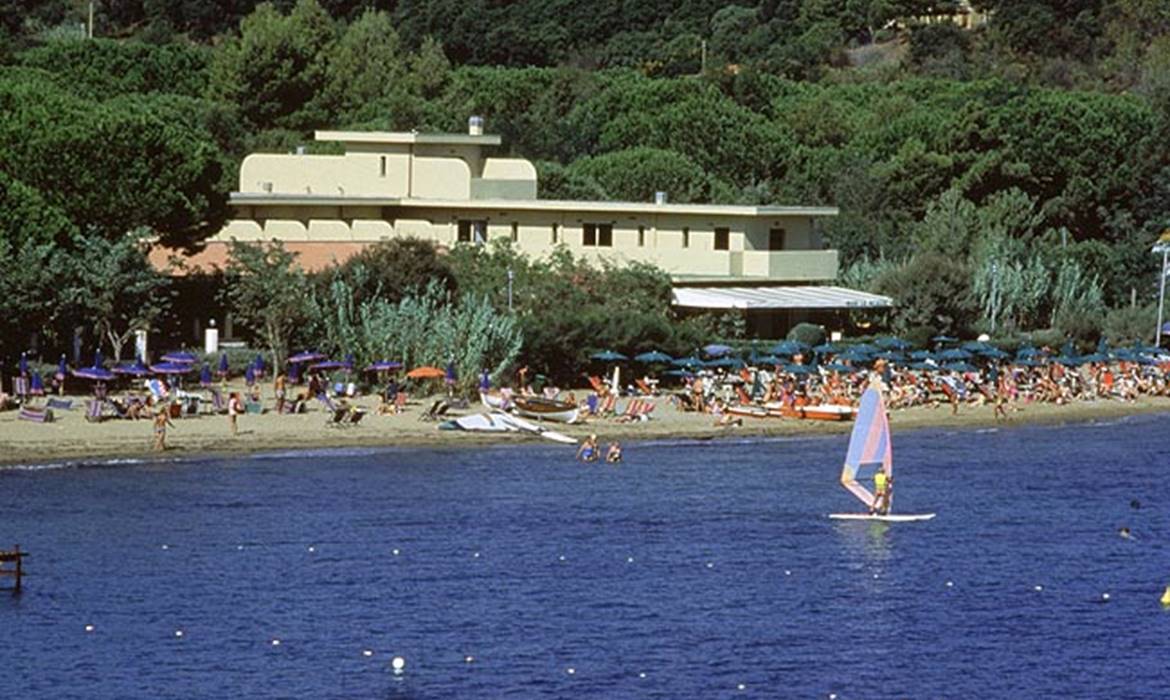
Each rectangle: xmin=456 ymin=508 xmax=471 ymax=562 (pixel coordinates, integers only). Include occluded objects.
xmin=253 ymin=354 xmax=266 ymax=377
xmin=288 ymin=350 xmax=326 ymax=364
xmin=217 ymin=353 xmax=230 ymax=377
xmin=783 ymin=364 xmax=814 ymax=375
xmin=30 ymin=370 xmax=44 ymax=395
xmin=161 ymin=351 xmax=198 ymax=364
xmin=707 ymin=357 xmax=745 ymax=369
xmin=365 ymin=361 xmax=402 ymax=372
xmin=446 ymin=360 xmax=457 ymax=384
xmin=18 ymin=351 xmax=28 ymax=376
xmin=151 ymin=362 xmax=194 ymax=375
xmin=770 ymin=340 xmax=810 ymax=356
xmin=634 ymin=350 xmax=674 ymax=364
xmin=702 ymin=344 xmax=733 ymax=357
xmin=1016 ymin=346 xmax=1042 ymax=358
xmin=909 ymin=361 xmax=937 ymax=371
xmin=662 ymin=369 xmax=695 ymax=378
xmin=812 ymin=343 xmax=839 ymax=355
xmin=824 ymin=362 xmax=859 ymax=373
xmin=309 ymin=360 xmax=347 ymax=371
xmin=909 ymin=350 xmax=934 ymax=360
xmin=938 ymin=348 xmax=973 ymax=361
xmin=836 ymin=348 xmax=872 ymax=363
xmin=980 ymin=348 xmax=1010 ymax=359
xmin=245 ymin=364 xmax=256 ymax=385
xmin=875 ymin=351 xmax=905 ymax=362
xmin=112 ymin=360 xmax=151 ymax=377
xmin=943 ymin=362 xmax=977 ymax=372
xmin=56 ymin=354 xmax=67 ymax=380
xmin=479 ymin=369 xmax=491 ymax=392
xmin=200 ymin=363 xmax=213 ymax=387
xmin=344 ymin=354 xmax=356 ymax=370
xmin=73 ymin=366 xmax=114 ymax=381
xmin=750 ymin=354 xmax=784 ymax=366
xmin=932 ymin=335 xmax=959 ymax=345
xmin=671 ymin=356 xmax=706 ymax=370
xmin=876 ymin=337 xmax=912 ymax=350
xmin=590 ymin=350 xmax=628 ymax=362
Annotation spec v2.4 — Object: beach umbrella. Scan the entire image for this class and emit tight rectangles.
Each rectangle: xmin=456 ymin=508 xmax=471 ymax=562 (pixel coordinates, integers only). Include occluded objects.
xmin=200 ymin=363 xmax=213 ymax=387
xmin=151 ymin=362 xmax=194 ymax=375
xmin=876 ymin=337 xmax=912 ymax=350
xmin=161 ymin=351 xmax=198 ymax=364
xmin=479 ymin=369 xmax=491 ymax=392
xmin=308 ymin=360 xmax=347 ymax=371
xmin=253 ymin=354 xmax=266 ymax=377
xmin=850 ymin=343 xmax=881 ymax=355
xmin=1078 ymin=353 xmax=1108 ymax=364
xmin=671 ymin=356 xmax=706 ymax=370
xmin=445 ymin=360 xmax=458 ymax=384
xmin=783 ymin=364 xmax=814 ymax=375
xmin=836 ymin=348 xmax=872 ymax=363
xmin=707 ymin=357 xmax=745 ymax=369
xmin=932 ymin=335 xmax=959 ymax=345
xmin=73 ymin=366 xmax=115 ymax=381
xmin=702 ymin=343 xmax=733 ymax=357
xmin=1053 ymin=356 xmax=1081 ymax=367
xmin=750 ymin=354 xmax=784 ymax=366
xmin=112 ymin=361 xmax=151 ymax=377
xmin=365 ymin=361 xmax=403 ymax=372
xmin=875 ymin=350 xmax=905 ymax=362
xmin=938 ymin=348 xmax=973 ymax=361
xmin=812 ymin=343 xmax=839 ymax=355
xmin=29 ymin=370 xmax=44 ymax=395
xmin=56 ymin=354 xmax=67 ymax=380
xmin=407 ymin=366 xmax=446 ymax=380
xmin=590 ymin=350 xmax=628 ymax=362
xmin=770 ymin=340 xmax=810 ymax=356
xmin=961 ymin=341 xmax=993 ymax=353
xmin=909 ymin=350 xmax=934 ymax=360
xmin=93 ymin=349 xmax=104 ymax=369
xmin=217 ymin=353 xmax=230 ymax=377
xmin=1016 ymin=346 xmax=1042 ymax=358
xmin=662 ymin=369 xmax=695 ymax=378
xmin=288 ymin=350 xmax=326 ymax=364
xmin=18 ymin=351 xmax=28 ymax=376
xmin=634 ymin=350 xmax=673 ymax=364
xmin=909 ymin=361 xmax=936 ymax=371
xmin=979 ymin=347 xmax=1010 ymax=359
xmin=245 ymin=364 xmax=256 ymax=385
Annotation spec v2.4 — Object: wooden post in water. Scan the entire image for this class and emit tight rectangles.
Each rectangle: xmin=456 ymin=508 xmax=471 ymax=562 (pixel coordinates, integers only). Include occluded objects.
xmin=0 ymin=544 xmax=24 ymax=592
xmin=14 ymin=544 xmax=21 ymax=592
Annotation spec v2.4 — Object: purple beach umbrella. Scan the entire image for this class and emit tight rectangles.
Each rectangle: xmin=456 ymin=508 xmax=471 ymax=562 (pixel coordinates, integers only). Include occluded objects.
xmin=18 ymin=351 xmax=28 ymax=376
xmin=218 ymin=353 xmax=230 ymax=377
xmin=113 ymin=360 xmax=152 ymax=377
xmin=151 ymin=362 xmax=195 ymax=375
xmin=288 ymin=350 xmax=326 ymax=364
xmin=308 ymin=360 xmax=347 ymax=371
xmin=30 ymin=370 xmax=44 ymax=395
xmin=56 ymin=354 xmax=67 ymax=380
xmin=364 ymin=361 xmax=402 ymax=372
xmin=73 ymin=366 xmax=115 ymax=381
xmin=200 ymin=363 xmax=213 ymax=387
xmin=245 ymin=364 xmax=256 ymax=385
xmin=161 ymin=351 xmax=198 ymax=364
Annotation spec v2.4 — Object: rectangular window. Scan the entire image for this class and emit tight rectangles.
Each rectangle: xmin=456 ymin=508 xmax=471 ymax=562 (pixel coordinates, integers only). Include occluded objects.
xmin=769 ymin=227 xmax=787 ymax=251
xmin=457 ymin=219 xmax=488 ymax=244
xmin=552 ymin=223 xmax=559 ymax=244
xmin=598 ymin=224 xmax=613 ymax=247
xmin=638 ymin=225 xmax=645 ymax=247
xmin=714 ymin=227 xmax=730 ymax=251
xmin=582 ymin=223 xmax=613 ymax=247
xmin=379 ymin=156 xmax=386 ymax=177
xmin=457 ymin=220 xmax=471 ymax=243
xmin=583 ymin=223 xmax=597 ymax=246
xmin=511 ymin=222 xmax=518 ymax=243
xmin=682 ymin=227 xmax=690 ymax=249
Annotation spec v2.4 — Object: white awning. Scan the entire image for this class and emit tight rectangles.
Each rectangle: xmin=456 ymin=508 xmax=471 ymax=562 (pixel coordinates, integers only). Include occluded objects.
xmin=671 ymin=286 xmax=893 ymax=310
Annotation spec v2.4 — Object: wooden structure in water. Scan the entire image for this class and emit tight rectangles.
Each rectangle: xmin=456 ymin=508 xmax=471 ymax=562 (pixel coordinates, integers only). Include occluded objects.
xmin=0 ymin=545 xmax=25 ymax=592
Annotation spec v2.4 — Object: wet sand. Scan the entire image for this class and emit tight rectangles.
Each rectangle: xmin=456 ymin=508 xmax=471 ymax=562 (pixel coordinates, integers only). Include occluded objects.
xmin=2 ymin=385 xmax=1167 ymax=467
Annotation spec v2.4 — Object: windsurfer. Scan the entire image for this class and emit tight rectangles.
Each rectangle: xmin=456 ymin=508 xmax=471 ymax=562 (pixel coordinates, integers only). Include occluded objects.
xmin=871 ymin=470 xmax=891 ymax=515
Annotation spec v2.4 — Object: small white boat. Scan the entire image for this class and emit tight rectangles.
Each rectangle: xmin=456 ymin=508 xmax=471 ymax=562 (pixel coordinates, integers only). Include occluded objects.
xmin=480 ymin=391 xmax=510 ymax=411
xmin=493 ymin=412 xmax=576 ymax=444
xmin=438 ymin=413 xmax=516 ymax=433
xmin=511 ymin=396 xmax=579 ymax=424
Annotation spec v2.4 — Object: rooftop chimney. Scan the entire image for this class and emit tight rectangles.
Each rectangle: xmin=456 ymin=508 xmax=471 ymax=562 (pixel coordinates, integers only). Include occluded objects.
xmin=468 ymin=115 xmax=484 ymax=136
xmin=655 ymin=191 xmax=667 ymax=205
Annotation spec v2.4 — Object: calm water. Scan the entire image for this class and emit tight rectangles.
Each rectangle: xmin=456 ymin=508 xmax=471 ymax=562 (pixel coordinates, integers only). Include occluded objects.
xmin=3 ymin=414 xmax=1170 ymax=699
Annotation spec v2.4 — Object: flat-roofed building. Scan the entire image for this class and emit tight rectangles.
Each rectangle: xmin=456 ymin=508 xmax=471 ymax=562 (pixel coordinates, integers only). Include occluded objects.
xmin=162 ymin=118 xmax=889 ymax=336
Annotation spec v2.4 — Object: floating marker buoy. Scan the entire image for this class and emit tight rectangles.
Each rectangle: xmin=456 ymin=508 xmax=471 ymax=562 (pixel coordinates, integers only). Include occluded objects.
xmin=638 ymin=672 xmax=646 ymax=679
xmin=1102 ymin=593 xmax=1111 ymax=602
xmin=706 ymin=562 xmax=714 ymax=569
xmin=237 ymin=545 xmax=244 ymax=551
xmin=946 ymin=581 xmax=954 ymax=588
xmin=175 ymin=630 xmax=184 ymax=638
xmin=830 ymin=694 xmax=838 ymax=699
xmin=391 ymin=656 xmax=405 ymax=674
xmin=567 ymin=667 xmax=576 ymax=675
xmin=162 ymin=544 xmax=169 ymax=550
xmin=737 ymin=683 xmax=746 ymax=691
xmin=84 ymin=624 xmax=94 ymax=633
xmin=464 ymin=655 xmax=474 ymax=663
xmin=1161 ymin=586 xmax=1170 ymax=606
xmin=392 ymin=549 xmax=400 ymax=556
xmin=627 ymin=557 xmax=634 ymax=563
xmin=1034 ymin=585 xmax=1043 ymax=592
xmin=559 ymin=555 xmax=566 ymax=562
xmin=271 ymin=639 xmax=281 ymax=646
xmin=473 ymin=551 xmax=480 ymax=558
xmin=873 ymin=574 xmax=879 ymax=579
xmin=362 ymin=650 xmax=373 ymax=657
xmin=308 ymin=546 xmax=315 ymax=553
xmin=785 ymin=570 xmax=791 ymax=576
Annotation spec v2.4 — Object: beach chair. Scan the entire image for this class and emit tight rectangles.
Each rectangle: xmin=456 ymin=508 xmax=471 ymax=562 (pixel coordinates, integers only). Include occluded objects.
xmin=598 ymin=393 xmax=617 ymax=417
xmin=588 ymin=375 xmax=607 ymax=395
xmin=615 ymin=398 xmax=643 ymax=422
xmin=635 ymin=378 xmax=656 ymax=396
xmin=18 ymin=406 xmax=53 ymax=423
xmin=735 ymin=385 xmax=753 ymax=405
xmin=85 ymin=399 xmax=105 ymax=423
xmin=418 ymin=399 xmax=449 ymax=421
xmin=46 ymin=397 xmax=73 ymax=411
xmin=145 ymin=379 xmax=168 ymax=402
xmin=12 ymin=376 xmax=28 ymax=399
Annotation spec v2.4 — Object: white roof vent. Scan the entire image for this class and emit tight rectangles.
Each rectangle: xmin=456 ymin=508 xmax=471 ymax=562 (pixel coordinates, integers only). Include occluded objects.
xmin=655 ymin=191 xmax=667 ymax=205
xmin=468 ymin=115 xmax=484 ymax=136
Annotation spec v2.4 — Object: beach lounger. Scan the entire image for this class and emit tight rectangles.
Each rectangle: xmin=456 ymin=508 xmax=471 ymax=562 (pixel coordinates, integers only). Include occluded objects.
xmin=19 ymin=406 xmax=53 ymax=423
xmin=598 ymin=394 xmax=617 ymax=416
xmin=246 ymin=400 xmax=265 ymax=414
xmin=588 ymin=375 xmax=607 ymax=395
xmin=12 ymin=376 xmax=28 ymax=399
xmin=46 ymin=397 xmax=73 ymax=411
xmin=635 ymin=378 xmax=656 ymax=396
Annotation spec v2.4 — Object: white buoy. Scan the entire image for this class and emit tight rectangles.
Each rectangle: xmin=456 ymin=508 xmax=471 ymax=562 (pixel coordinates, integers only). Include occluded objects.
xmin=271 ymin=638 xmax=281 ymax=646
xmin=639 ymin=672 xmax=646 ymax=679
xmin=175 ymin=630 xmax=184 ymax=638
xmin=473 ymin=551 xmax=480 ymax=558
xmin=946 ymin=581 xmax=954 ymax=588
xmin=464 ymin=655 xmax=475 ymax=663
xmin=737 ymin=682 xmax=746 ymax=690
xmin=84 ymin=624 xmax=94 ymax=633
xmin=785 ymin=570 xmax=791 ymax=576
xmin=1034 ymin=585 xmax=1043 ymax=592
xmin=391 ymin=656 xmax=405 ymax=675
xmin=706 ymin=562 xmax=714 ymax=569
xmin=873 ymin=574 xmax=879 ymax=579
xmin=567 ymin=667 xmax=576 ymax=675
xmin=362 ymin=650 xmax=373 ymax=657
xmin=559 ymin=555 xmax=566 ymax=562
xmin=162 ymin=544 xmax=169 ymax=550
xmin=830 ymin=694 xmax=838 ymax=699
xmin=392 ymin=548 xmax=400 ymax=556
xmin=237 ymin=545 xmax=244 ymax=551
xmin=1102 ymin=593 xmax=1111 ymax=601
xmin=308 ymin=546 xmax=315 ymax=553
xmin=627 ymin=557 xmax=635 ymax=563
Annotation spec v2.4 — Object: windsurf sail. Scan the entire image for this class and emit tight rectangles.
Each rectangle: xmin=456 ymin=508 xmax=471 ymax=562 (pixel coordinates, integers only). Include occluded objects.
xmin=840 ymin=387 xmax=892 ymax=511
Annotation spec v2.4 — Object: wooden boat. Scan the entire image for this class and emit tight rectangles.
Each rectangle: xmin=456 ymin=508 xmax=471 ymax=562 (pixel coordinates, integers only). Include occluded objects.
xmin=829 ymin=387 xmax=935 ymax=522
xmin=511 ymin=396 xmax=579 ymax=424
xmin=765 ymin=402 xmax=856 ymax=421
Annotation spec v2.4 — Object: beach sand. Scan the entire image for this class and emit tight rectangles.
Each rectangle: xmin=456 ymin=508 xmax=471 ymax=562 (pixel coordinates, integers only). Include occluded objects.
xmin=2 ymin=385 xmax=1167 ymax=467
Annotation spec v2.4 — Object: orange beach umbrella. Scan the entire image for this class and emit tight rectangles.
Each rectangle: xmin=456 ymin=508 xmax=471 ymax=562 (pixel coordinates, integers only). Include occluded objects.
xmin=406 ymin=366 xmax=446 ymax=379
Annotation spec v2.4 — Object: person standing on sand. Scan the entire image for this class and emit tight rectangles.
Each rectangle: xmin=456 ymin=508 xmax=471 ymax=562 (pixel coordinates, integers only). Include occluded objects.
xmin=274 ymin=372 xmax=287 ymax=414
xmin=228 ymin=391 xmax=243 ymax=436
xmin=153 ymin=409 xmax=173 ymax=451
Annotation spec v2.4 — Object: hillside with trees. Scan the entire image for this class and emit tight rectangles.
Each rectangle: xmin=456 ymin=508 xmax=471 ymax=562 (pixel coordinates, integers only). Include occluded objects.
xmin=1 ymin=0 xmax=1169 ymax=374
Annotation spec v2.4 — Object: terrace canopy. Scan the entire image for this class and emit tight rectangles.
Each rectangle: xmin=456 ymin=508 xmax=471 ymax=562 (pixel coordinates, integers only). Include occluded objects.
xmin=671 ymin=286 xmax=893 ymax=310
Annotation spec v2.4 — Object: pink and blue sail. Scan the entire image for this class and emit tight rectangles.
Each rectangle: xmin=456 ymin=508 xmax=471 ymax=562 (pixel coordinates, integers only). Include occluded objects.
xmin=840 ymin=387 xmax=893 ymax=510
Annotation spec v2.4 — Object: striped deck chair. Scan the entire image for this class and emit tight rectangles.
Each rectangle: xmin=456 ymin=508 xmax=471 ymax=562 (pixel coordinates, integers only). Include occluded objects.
xmin=19 ymin=406 xmax=53 ymax=423
xmin=587 ymin=375 xmax=607 ymax=394
xmin=598 ymin=393 xmax=618 ymax=416
xmin=735 ymin=385 xmax=753 ymax=405
xmin=85 ymin=399 xmax=105 ymax=423
xmin=634 ymin=378 xmax=655 ymax=396
xmin=46 ymin=397 xmax=73 ymax=411
xmin=12 ymin=376 xmax=28 ymax=399
xmin=615 ymin=398 xmax=644 ymax=423
xmin=637 ymin=400 xmax=656 ymax=420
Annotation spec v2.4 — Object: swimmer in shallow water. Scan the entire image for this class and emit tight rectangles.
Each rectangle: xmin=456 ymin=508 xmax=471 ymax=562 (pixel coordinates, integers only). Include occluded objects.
xmin=605 ymin=441 xmax=622 ymax=464
xmin=576 ymin=434 xmax=599 ymax=463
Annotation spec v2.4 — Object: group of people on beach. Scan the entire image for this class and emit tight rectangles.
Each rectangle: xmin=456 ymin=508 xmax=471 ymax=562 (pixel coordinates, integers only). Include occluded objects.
xmin=576 ymin=434 xmax=622 ymax=464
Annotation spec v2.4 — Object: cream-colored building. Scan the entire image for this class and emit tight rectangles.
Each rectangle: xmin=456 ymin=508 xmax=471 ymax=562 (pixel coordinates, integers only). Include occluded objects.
xmin=173 ymin=120 xmax=889 ymax=335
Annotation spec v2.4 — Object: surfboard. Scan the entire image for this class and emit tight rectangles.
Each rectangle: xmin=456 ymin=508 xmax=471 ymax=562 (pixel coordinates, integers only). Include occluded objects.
xmin=829 ymin=513 xmax=936 ymax=522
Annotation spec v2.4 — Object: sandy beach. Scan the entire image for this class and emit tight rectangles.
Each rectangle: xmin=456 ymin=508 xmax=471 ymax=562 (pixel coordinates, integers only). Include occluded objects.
xmin=2 ymin=382 xmax=1168 ymax=467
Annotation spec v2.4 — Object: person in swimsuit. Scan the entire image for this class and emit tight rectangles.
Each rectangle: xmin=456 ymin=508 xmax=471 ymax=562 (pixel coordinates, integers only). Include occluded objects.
xmin=153 ymin=409 xmax=174 ymax=451
xmin=577 ymin=434 xmax=599 ymax=463
xmin=605 ymin=441 xmax=623 ymax=464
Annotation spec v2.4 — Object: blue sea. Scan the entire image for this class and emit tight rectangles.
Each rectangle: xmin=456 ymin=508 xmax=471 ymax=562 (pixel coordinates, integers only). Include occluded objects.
xmin=3 ymin=414 xmax=1170 ymax=699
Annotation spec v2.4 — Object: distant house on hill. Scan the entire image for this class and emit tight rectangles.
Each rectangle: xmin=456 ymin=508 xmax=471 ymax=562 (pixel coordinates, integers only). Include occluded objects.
xmin=156 ymin=117 xmax=889 ymax=338
xmin=904 ymin=1 xmax=990 ymax=30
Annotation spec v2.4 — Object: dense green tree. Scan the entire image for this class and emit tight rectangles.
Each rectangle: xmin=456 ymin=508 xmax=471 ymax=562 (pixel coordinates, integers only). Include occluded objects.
xmin=17 ymin=39 xmax=210 ymax=99
xmin=569 ymin=147 xmax=733 ymax=204
xmin=322 ymin=238 xmax=456 ymax=308
xmin=222 ymin=240 xmax=311 ymax=368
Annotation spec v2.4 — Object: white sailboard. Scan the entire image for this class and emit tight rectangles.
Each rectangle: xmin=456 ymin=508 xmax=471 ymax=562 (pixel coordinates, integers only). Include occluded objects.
xmin=829 ymin=387 xmax=935 ymax=522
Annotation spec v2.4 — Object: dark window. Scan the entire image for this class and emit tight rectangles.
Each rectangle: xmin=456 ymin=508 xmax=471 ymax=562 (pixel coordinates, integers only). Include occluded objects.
xmin=682 ymin=227 xmax=690 ymax=248
xmin=598 ymin=224 xmax=613 ymax=247
xmin=583 ymin=223 xmax=597 ymax=246
xmin=379 ymin=156 xmax=386 ymax=177
xmin=552 ymin=223 xmax=559 ymax=244
xmin=714 ymin=227 xmax=730 ymax=250
xmin=638 ymin=225 xmax=645 ymax=247
xmin=769 ymin=227 xmax=787 ymax=251
xmin=511 ymin=222 xmax=518 ymax=243
xmin=458 ymin=220 xmax=471 ymax=242
xmin=458 ymin=219 xmax=487 ymax=244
